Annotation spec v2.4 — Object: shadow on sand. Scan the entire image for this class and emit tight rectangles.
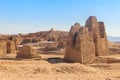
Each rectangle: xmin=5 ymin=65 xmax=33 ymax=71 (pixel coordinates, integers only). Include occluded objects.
xmin=0 ymin=57 xmax=23 ymax=60
xmin=0 ymin=57 xmax=68 ymax=64
xmin=47 ymin=57 xmax=66 ymax=64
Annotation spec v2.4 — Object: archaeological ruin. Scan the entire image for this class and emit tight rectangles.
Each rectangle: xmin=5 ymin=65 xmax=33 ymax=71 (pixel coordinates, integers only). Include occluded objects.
xmin=65 ymin=16 xmax=109 ymax=64
xmin=6 ymin=40 xmax=16 ymax=54
xmin=0 ymin=36 xmax=17 ymax=56
xmin=16 ymin=45 xmax=41 ymax=59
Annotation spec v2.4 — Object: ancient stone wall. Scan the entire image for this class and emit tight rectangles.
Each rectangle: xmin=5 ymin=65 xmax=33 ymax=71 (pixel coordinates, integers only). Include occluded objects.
xmin=16 ymin=45 xmax=41 ymax=59
xmin=85 ymin=16 xmax=109 ymax=56
xmin=65 ymin=23 xmax=81 ymax=61
xmin=6 ymin=40 xmax=16 ymax=54
xmin=0 ymin=41 xmax=6 ymax=56
xmin=65 ymin=24 xmax=95 ymax=64
xmin=65 ymin=16 xmax=109 ymax=64
xmin=98 ymin=22 xmax=109 ymax=56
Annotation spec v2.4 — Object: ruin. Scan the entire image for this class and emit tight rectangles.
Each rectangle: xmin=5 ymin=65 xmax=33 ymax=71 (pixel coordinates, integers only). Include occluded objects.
xmin=85 ymin=16 xmax=109 ymax=56
xmin=6 ymin=40 xmax=16 ymax=54
xmin=0 ymin=40 xmax=7 ymax=56
xmin=16 ymin=45 xmax=41 ymax=59
xmin=0 ymin=35 xmax=17 ymax=56
xmin=65 ymin=16 xmax=109 ymax=64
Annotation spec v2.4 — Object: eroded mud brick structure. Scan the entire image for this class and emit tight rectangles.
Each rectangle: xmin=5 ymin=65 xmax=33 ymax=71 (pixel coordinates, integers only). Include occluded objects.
xmin=65 ymin=16 xmax=109 ymax=64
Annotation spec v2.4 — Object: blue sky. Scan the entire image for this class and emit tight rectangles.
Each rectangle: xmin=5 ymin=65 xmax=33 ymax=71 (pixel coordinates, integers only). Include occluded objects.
xmin=0 ymin=0 xmax=120 ymax=36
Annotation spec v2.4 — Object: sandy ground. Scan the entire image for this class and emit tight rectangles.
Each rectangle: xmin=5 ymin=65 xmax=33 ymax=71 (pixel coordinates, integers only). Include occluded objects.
xmin=0 ymin=53 xmax=120 ymax=80
xmin=0 ymin=42 xmax=120 ymax=80
xmin=0 ymin=60 xmax=113 ymax=80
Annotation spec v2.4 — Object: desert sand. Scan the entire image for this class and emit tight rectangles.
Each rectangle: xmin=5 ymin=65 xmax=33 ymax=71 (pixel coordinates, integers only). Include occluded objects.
xmin=0 ymin=42 xmax=120 ymax=80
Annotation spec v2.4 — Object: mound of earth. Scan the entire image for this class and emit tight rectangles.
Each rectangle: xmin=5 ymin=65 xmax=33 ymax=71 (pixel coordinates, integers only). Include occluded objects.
xmin=0 ymin=60 xmax=112 ymax=80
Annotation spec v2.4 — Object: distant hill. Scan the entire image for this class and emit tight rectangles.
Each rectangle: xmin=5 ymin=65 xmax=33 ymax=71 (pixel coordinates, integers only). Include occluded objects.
xmin=107 ymin=36 xmax=120 ymax=42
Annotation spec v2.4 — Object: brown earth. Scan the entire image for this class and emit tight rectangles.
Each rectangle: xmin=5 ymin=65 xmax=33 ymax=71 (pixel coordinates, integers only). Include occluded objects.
xmin=0 ymin=42 xmax=120 ymax=80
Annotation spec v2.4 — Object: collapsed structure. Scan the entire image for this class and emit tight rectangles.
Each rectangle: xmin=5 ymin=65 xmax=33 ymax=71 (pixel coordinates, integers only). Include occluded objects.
xmin=0 ymin=40 xmax=7 ymax=56
xmin=16 ymin=45 xmax=41 ymax=59
xmin=6 ymin=40 xmax=16 ymax=54
xmin=0 ymin=38 xmax=16 ymax=56
xmin=65 ymin=16 xmax=109 ymax=64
